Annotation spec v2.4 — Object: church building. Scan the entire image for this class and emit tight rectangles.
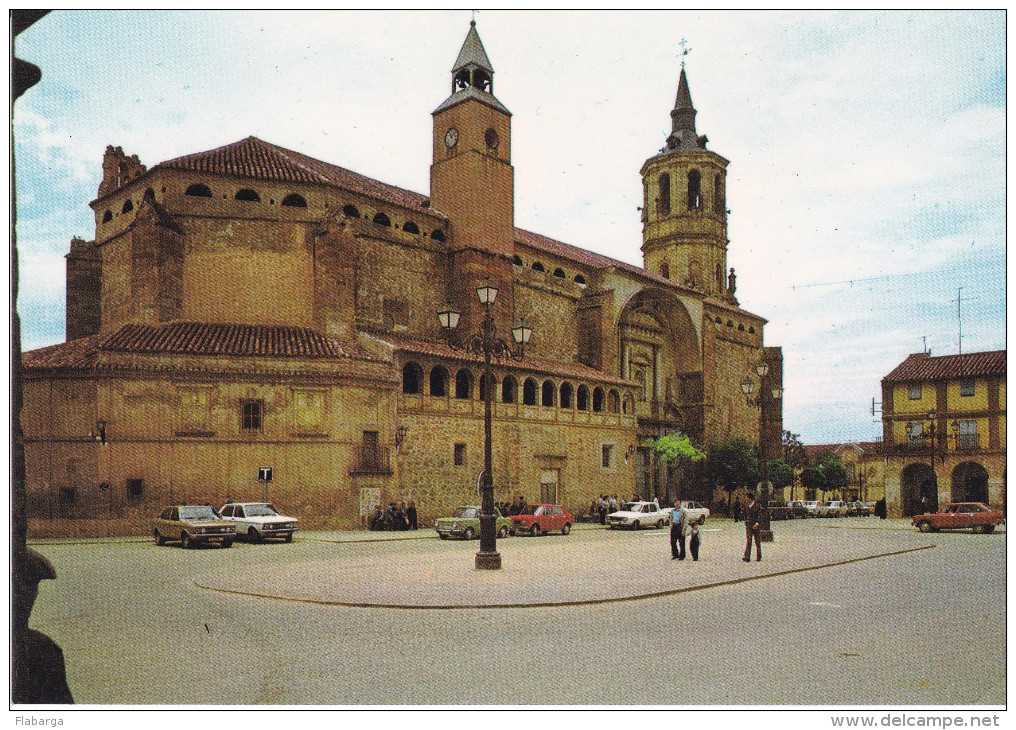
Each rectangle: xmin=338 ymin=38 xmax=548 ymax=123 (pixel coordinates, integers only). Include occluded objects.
xmin=22 ymin=22 xmax=783 ymax=532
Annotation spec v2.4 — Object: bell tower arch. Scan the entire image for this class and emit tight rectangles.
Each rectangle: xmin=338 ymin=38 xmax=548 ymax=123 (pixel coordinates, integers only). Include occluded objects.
xmin=640 ymin=66 xmax=733 ymax=301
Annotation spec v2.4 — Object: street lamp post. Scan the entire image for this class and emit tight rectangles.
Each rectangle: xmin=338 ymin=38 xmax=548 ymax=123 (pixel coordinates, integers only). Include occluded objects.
xmin=742 ymin=361 xmax=782 ymax=541
xmin=438 ymin=280 xmax=532 ymax=570
xmin=906 ymin=411 xmax=940 ymax=511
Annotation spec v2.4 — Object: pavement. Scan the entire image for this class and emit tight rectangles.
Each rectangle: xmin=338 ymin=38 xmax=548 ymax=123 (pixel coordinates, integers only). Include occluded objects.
xmin=185 ymin=518 xmax=949 ymax=609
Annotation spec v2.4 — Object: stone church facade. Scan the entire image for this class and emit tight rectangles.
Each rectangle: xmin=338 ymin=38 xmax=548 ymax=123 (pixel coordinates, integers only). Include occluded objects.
xmin=22 ymin=23 xmax=782 ymax=533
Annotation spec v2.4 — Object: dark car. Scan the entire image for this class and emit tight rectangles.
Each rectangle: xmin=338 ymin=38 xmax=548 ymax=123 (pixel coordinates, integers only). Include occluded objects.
xmin=767 ymin=501 xmax=792 ymax=521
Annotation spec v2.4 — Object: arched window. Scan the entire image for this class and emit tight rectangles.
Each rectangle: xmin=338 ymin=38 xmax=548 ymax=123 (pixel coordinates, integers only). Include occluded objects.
xmin=185 ymin=183 xmax=213 ymax=198
xmin=282 ymin=193 xmax=307 ymax=208
xmin=478 ymin=372 xmax=496 ymax=401
xmin=574 ymin=274 xmax=586 ymax=286
xmin=402 ymin=362 xmax=423 ymax=394
xmin=455 ymin=369 xmax=474 ymax=399
xmin=687 ymin=170 xmax=701 ymax=210
xmin=553 ymin=268 xmax=566 ymax=279
xmin=403 ymin=221 xmax=419 ymax=234
xmin=371 ymin=212 xmax=390 ymax=227
xmin=541 ymin=380 xmax=556 ymax=407
xmin=512 ymin=255 xmax=523 ymax=266
xmin=607 ymin=390 xmax=620 ymax=413
xmin=713 ymin=173 xmax=725 ymax=215
xmin=593 ymin=387 xmax=605 ymax=412
xmin=343 ymin=204 xmax=360 ymax=218
xmin=431 ymin=229 xmax=446 ymax=242
xmin=577 ymin=385 xmax=589 ymax=411
xmin=532 ymin=262 xmax=545 ymax=272
xmin=523 ymin=378 xmax=538 ymax=406
xmin=144 ymin=188 xmax=155 ymax=200
xmin=122 ymin=200 xmax=133 ymax=213
xmin=235 ymin=189 xmax=261 ymax=202
xmin=560 ymin=382 xmax=574 ymax=409
xmin=102 ymin=210 xmax=113 ymax=223
xmin=429 ymin=366 xmax=449 ymax=397
xmin=622 ymin=394 xmax=635 ymax=414
xmin=659 ymin=172 xmax=671 ymax=215
xmin=661 ymin=262 xmax=670 ymax=279
xmin=502 ymin=375 xmax=518 ymax=404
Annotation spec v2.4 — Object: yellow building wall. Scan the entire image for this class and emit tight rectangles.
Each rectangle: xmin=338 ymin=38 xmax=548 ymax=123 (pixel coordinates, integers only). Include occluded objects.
xmin=947 ymin=379 xmax=989 ymax=411
xmin=893 ymin=384 xmax=936 ymax=415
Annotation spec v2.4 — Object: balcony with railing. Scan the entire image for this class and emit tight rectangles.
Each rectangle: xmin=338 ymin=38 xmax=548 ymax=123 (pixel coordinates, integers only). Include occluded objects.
xmin=350 ymin=446 xmax=392 ymax=476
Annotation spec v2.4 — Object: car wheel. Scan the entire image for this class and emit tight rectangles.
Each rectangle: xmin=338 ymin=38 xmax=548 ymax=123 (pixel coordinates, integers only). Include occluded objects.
xmin=181 ymin=531 xmax=192 ymax=549
xmin=531 ymin=524 xmax=541 ymax=537
xmin=983 ymin=525 xmax=996 ymax=534
xmin=439 ymin=534 xmax=448 ymax=540
xmin=917 ymin=520 xmax=933 ymax=533
xmin=222 ymin=539 xmax=233 ymax=549
xmin=497 ymin=525 xmax=508 ymax=539
xmin=632 ymin=520 xmax=640 ymax=530
xmin=656 ymin=520 xmax=664 ymax=529
xmin=154 ymin=530 xmax=166 ymax=546
xmin=248 ymin=527 xmax=262 ymax=544
xmin=463 ymin=527 xmax=475 ymax=540
xmin=284 ymin=533 xmax=293 ymax=543
xmin=562 ymin=523 xmax=571 ymax=535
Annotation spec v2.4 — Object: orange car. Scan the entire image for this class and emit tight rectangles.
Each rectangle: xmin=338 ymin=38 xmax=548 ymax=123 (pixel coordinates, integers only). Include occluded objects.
xmin=510 ymin=504 xmax=574 ymax=536
xmin=912 ymin=502 xmax=1004 ymax=534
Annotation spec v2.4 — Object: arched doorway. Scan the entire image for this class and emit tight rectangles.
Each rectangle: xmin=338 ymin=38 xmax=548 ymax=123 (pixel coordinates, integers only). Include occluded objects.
xmin=951 ymin=462 xmax=989 ymax=504
xmin=901 ymin=463 xmax=937 ymax=516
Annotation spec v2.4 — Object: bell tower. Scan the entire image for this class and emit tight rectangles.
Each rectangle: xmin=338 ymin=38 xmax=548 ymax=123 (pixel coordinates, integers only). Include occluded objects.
xmin=430 ymin=21 xmax=516 ymax=333
xmin=640 ymin=65 xmax=734 ymax=301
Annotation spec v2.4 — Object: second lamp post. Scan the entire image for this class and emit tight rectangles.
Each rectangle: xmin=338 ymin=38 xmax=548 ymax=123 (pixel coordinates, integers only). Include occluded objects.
xmin=438 ymin=280 xmax=532 ymax=570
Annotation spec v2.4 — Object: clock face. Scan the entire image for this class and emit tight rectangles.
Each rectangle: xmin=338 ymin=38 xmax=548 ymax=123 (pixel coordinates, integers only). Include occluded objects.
xmin=444 ymin=127 xmax=459 ymax=148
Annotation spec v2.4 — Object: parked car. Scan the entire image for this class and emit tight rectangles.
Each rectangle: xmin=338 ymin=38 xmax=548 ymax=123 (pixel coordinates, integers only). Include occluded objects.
xmin=510 ymin=504 xmax=574 ymax=536
xmin=821 ymin=500 xmax=850 ymax=518
xmin=435 ymin=506 xmax=513 ymax=540
xmin=849 ymin=500 xmax=870 ymax=517
xmin=767 ymin=501 xmax=792 ymax=521
xmin=912 ymin=502 xmax=1005 ymax=534
xmin=787 ymin=500 xmax=809 ymax=518
xmin=801 ymin=500 xmax=821 ymax=517
xmin=606 ymin=500 xmax=672 ymax=530
xmin=681 ymin=500 xmax=710 ymax=525
xmin=154 ymin=505 xmax=235 ymax=549
xmin=218 ymin=502 xmax=298 ymax=543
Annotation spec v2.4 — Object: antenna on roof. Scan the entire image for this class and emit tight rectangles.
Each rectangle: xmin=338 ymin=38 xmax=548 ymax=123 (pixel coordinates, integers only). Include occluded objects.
xmin=920 ymin=336 xmax=927 ymax=353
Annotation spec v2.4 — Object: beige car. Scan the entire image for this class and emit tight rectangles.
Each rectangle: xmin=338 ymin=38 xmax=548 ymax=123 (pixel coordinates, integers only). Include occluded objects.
xmin=154 ymin=505 xmax=235 ymax=549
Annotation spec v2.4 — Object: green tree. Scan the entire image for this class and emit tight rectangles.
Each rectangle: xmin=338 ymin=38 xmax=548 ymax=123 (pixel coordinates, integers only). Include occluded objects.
xmin=705 ymin=438 xmax=759 ymax=511
xmin=800 ymin=463 xmax=826 ymax=497
xmin=767 ymin=459 xmax=793 ymax=493
xmin=782 ymin=430 xmax=808 ymax=500
xmin=643 ymin=433 xmax=706 ymax=505
xmin=819 ymin=455 xmax=848 ymax=497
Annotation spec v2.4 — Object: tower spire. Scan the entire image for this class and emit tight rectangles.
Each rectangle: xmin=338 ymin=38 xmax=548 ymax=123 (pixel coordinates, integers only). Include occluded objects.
xmin=666 ymin=67 xmax=707 ymax=151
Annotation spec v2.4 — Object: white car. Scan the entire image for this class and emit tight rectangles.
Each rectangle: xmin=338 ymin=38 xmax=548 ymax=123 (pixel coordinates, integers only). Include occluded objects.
xmin=606 ymin=500 xmax=673 ymax=530
xmin=218 ymin=502 xmax=298 ymax=543
xmin=801 ymin=500 xmax=821 ymax=517
xmin=820 ymin=500 xmax=849 ymax=518
xmin=679 ymin=500 xmax=710 ymax=525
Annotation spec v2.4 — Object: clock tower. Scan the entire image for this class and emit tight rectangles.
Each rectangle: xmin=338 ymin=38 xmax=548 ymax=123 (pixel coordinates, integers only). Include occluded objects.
xmin=430 ymin=21 xmax=516 ymax=330
xmin=640 ymin=66 xmax=734 ymax=301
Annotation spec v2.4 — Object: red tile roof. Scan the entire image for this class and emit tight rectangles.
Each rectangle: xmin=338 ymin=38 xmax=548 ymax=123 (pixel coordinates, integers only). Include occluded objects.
xmin=157 ymin=136 xmax=440 ymax=216
xmin=883 ymin=350 xmax=1006 ymax=383
xmin=23 ymin=322 xmax=383 ymax=371
xmin=376 ymin=333 xmax=634 ymax=387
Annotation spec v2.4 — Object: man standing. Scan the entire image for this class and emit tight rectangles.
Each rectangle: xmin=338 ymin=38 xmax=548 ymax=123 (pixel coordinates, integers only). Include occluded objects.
xmin=670 ymin=499 xmax=687 ymax=560
xmin=743 ymin=493 xmax=762 ymax=562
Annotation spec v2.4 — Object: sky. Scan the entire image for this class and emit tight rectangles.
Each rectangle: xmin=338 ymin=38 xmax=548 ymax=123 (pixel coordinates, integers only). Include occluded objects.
xmin=11 ymin=10 xmax=1006 ymax=446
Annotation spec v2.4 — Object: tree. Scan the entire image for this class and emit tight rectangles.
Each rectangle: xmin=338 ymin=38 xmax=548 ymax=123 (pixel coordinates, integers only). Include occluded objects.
xmin=767 ymin=459 xmax=793 ymax=493
xmin=819 ymin=455 xmax=848 ymax=497
xmin=643 ymin=433 xmax=706 ymax=505
xmin=705 ymin=438 xmax=759 ymax=511
xmin=800 ymin=463 xmax=826 ymax=497
xmin=782 ymin=430 xmax=808 ymax=501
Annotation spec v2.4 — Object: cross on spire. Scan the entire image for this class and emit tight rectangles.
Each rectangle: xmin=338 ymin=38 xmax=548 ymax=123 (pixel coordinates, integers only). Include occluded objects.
xmin=679 ymin=37 xmax=692 ymax=68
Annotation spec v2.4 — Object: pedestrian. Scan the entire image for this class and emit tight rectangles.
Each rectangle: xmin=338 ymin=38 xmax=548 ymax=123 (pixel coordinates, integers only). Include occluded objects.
xmin=670 ymin=499 xmax=687 ymax=560
xmin=743 ymin=492 xmax=762 ymax=562
xmin=608 ymin=494 xmax=619 ymax=513
xmin=598 ymin=494 xmax=609 ymax=525
xmin=12 ymin=549 xmax=74 ymax=704
xmin=732 ymin=496 xmax=742 ymax=523
xmin=688 ymin=520 xmax=701 ymax=561
xmin=406 ymin=500 xmax=418 ymax=530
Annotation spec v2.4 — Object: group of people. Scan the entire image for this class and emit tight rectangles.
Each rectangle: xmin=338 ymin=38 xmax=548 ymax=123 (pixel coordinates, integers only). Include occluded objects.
xmin=589 ymin=494 xmax=631 ymax=525
xmin=669 ymin=493 xmax=764 ymax=563
xmin=368 ymin=500 xmax=418 ymax=531
xmin=496 ymin=495 xmax=530 ymax=517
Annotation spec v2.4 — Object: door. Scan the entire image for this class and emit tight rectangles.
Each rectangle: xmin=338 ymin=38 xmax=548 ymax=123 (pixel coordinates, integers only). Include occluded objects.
xmin=540 ymin=469 xmax=559 ymax=505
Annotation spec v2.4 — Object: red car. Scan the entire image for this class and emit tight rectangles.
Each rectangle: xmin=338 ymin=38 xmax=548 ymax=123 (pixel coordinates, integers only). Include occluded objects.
xmin=912 ymin=502 xmax=1005 ymax=534
xmin=510 ymin=504 xmax=574 ymax=536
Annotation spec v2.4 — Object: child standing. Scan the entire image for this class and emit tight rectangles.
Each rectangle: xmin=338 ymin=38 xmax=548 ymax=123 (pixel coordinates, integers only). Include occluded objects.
xmin=688 ymin=520 xmax=701 ymax=561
